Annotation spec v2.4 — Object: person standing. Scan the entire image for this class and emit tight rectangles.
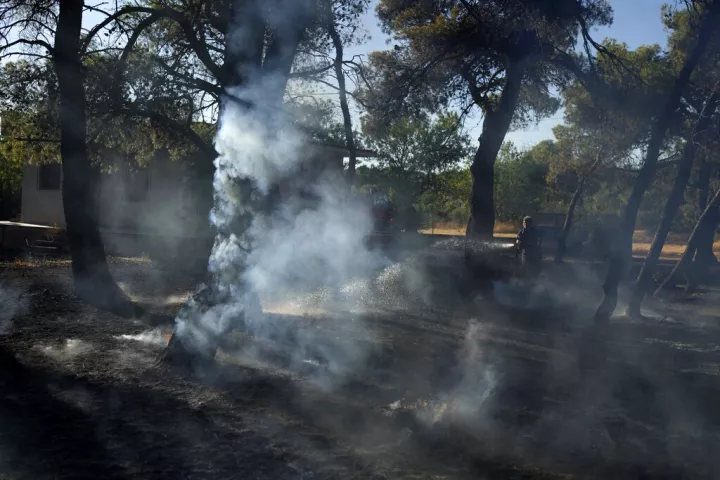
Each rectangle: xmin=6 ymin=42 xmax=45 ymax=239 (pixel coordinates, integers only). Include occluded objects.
xmin=516 ymin=216 xmax=543 ymax=275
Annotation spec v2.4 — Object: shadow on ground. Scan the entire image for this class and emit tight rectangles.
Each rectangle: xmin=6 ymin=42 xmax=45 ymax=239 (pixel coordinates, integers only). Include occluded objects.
xmin=5 ymin=257 xmax=720 ymax=478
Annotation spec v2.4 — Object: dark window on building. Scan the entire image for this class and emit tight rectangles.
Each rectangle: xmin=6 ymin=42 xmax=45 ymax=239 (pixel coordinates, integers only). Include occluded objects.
xmin=125 ymin=168 xmax=150 ymax=202
xmin=38 ymin=163 xmax=62 ymax=190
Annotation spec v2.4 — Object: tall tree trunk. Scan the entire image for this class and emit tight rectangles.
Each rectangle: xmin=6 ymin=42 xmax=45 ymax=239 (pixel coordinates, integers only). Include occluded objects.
xmin=693 ymin=159 xmax=719 ymax=266
xmin=161 ymin=0 xmax=314 ymax=368
xmin=593 ymin=2 xmax=719 ymax=323
xmin=628 ymin=91 xmax=720 ymax=318
xmin=327 ymin=15 xmax=358 ymax=184
xmin=53 ymin=0 xmax=139 ymax=317
xmin=693 ymin=208 xmax=718 ymax=265
xmin=555 ymin=176 xmax=586 ymax=263
xmin=661 ymin=164 xmax=720 ymax=291
xmin=697 ymin=153 xmax=711 ymax=212
xmin=467 ymin=61 xmax=525 ymax=239
xmin=685 ymin=210 xmax=718 ymax=293
xmin=656 ymin=186 xmax=720 ymax=295
xmin=686 ymin=162 xmax=720 ymax=293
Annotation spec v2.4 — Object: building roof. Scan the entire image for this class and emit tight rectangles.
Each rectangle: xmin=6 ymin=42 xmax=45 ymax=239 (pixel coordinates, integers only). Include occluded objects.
xmin=307 ymin=141 xmax=376 ymax=158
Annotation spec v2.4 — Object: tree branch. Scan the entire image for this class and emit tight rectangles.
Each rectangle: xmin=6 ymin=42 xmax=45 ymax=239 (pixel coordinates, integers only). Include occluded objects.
xmin=461 ymin=67 xmax=492 ymax=111
xmin=575 ymin=12 xmax=647 ymax=86
xmin=152 ymin=57 xmax=221 ymax=97
xmin=290 ymin=63 xmax=334 ymax=78
xmin=0 ymin=51 xmax=50 ymax=62
xmin=310 ymin=77 xmax=369 ymax=109
xmin=344 ymin=58 xmax=377 ymax=101
xmin=121 ymin=105 xmax=216 ymax=158
xmin=1 ymin=137 xmax=59 ymax=143
xmin=0 ymin=38 xmax=54 ymax=55
xmin=81 ymin=5 xmax=224 ymax=82
xmin=109 ymin=11 xmax=163 ymax=101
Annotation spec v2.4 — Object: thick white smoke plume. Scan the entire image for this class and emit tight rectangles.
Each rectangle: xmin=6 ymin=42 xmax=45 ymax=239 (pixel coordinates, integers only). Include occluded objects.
xmin=173 ymin=56 xmax=384 ymax=375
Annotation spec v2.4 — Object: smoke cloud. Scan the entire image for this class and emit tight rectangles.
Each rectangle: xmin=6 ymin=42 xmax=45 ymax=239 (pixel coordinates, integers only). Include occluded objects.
xmin=37 ymin=338 xmax=93 ymax=362
xmin=173 ymin=8 xmax=387 ymax=382
xmin=117 ymin=329 xmax=170 ymax=347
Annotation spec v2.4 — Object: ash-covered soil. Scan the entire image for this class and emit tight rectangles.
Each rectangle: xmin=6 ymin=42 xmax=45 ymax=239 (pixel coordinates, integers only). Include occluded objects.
xmin=3 ymin=254 xmax=720 ymax=479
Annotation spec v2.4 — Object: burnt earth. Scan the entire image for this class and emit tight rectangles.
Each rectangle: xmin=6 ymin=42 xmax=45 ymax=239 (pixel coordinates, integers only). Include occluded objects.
xmin=2 ymin=256 xmax=720 ymax=479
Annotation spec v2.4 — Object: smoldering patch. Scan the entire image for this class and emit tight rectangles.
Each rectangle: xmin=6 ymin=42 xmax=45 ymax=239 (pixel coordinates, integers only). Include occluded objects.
xmin=0 ymin=283 xmax=28 ymax=335
xmin=116 ymin=328 xmax=173 ymax=347
xmin=260 ymin=254 xmax=440 ymax=318
xmin=116 ymin=281 xmax=191 ymax=307
xmin=36 ymin=338 xmax=94 ymax=361
xmin=374 ymin=319 xmax=498 ymax=434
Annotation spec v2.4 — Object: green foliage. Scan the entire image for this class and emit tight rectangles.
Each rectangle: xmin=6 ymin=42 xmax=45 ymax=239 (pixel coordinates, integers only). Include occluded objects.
xmin=663 ymin=1 xmax=720 ymax=111
xmin=0 ymin=61 xmax=60 ymax=167
xmin=285 ymin=98 xmax=355 ymax=146
xmin=415 ymin=165 xmax=472 ymax=225
xmin=561 ymin=41 xmax=678 ymax=150
xmin=0 ymin=147 xmax=23 ymax=204
xmin=0 ymin=52 xmax=215 ymax=173
xmin=494 ymin=142 xmax=552 ymax=221
xmin=361 ymin=110 xmax=472 ymax=206
xmin=363 ymin=0 xmax=611 ymax=127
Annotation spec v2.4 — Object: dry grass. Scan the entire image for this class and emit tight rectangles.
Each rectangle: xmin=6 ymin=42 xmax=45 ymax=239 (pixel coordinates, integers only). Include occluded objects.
xmin=419 ymin=226 xmax=467 ymax=236
xmin=494 ymin=220 xmax=517 ymax=234
xmin=631 ymin=229 xmax=720 ymax=259
xmin=419 ymin=224 xmax=720 ymax=260
xmin=419 ymin=220 xmax=516 ymax=236
xmin=0 ymin=255 xmax=151 ymax=270
xmin=632 ymin=240 xmax=720 ymax=259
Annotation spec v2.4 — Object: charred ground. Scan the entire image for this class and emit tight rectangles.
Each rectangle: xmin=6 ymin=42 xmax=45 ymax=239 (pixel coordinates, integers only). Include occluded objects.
xmin=2 ymin=251 xmax=720 ymax=479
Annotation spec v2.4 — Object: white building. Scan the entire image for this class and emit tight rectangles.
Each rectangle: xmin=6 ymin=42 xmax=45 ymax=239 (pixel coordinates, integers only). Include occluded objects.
xmin=19 ymin=143 xmax=374 ymax=267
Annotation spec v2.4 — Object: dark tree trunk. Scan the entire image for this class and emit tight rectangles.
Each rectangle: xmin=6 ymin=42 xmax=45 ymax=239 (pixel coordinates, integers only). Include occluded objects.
xmin=161 ymin=0 xmax=314 ymax=368
xmin=328 ymin=16 xmax=358 ymax=184
xmin=467 ymin=62 xmax=524 ymax=239
xmin=685 ymin=168 xmax=720 ymax=294
xmin=656 ymin=186 xmax=720 ymax=295
xmin=593 ymin=2 xmax=719 ymax=323
xmin=53 ymin=0 xmax=139 ymax=317
xmin=697 ymin=153 xmax=712 ymax=212
xmin=555 ymin=177 xmax=586 ymax=263
xmin=693 ymin=209 xmax=718 ymax=265
xmin=660 ymin=164 xmax=720 ymax=292
xmin=686 ymin=213 xmax=719 ymax=293
xmin=628 ymin=92 xmax=720 ymax=318
xmin=693 ymin=160 xmax=719 ymax=266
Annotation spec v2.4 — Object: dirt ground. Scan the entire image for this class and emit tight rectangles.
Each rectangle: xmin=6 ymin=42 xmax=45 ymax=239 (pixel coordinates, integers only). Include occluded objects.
xmin=3 ymin=252 xmax=720 ymax=479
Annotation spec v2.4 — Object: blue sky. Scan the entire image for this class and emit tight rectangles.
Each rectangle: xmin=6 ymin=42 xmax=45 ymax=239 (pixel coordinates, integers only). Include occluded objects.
xmin=344 ymin=0 xmax=671 ymax=149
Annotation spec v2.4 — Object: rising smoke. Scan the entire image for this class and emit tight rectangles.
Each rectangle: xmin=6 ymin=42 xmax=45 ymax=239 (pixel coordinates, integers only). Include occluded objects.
xmin=172 ymin=4 xmax=389 ymax=380
xmin=163 ymin=4 xmax=716 ymax=474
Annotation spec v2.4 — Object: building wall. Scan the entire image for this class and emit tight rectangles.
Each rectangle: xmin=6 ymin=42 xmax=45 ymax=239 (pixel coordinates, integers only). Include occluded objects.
xmin=21 ymin=165 xmax=66 ymax=227
xmin=98 ymin=155 xmax=206 ymax=236
xmin=98 ymin=154 xmax=215 ymax=268
xmin=20 ymin=145 xmax=347 ymax=266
